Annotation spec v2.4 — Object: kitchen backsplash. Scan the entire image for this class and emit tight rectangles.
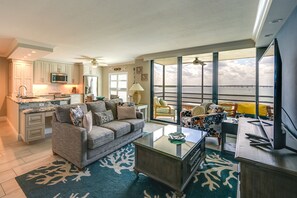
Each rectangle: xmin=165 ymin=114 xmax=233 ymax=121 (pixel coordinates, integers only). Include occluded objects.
xmin=33 ymin=84 xmax=82 ymax=95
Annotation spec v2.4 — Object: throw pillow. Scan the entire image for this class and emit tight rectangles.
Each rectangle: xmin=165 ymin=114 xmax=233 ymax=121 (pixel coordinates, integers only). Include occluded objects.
xmin=159 ymin=99 xmax=168 ymax=106
xmin=83 ymin=111 xmax=93 ymax=133
xmin=154 ymin=97 xmax=161 ymax=106
xmin=192 ymin=106 xmax=205 ymax=116
xmin=117 ymin=106 xmax=137 ymax=120
xmin=94 ymin=110 xmax=114 ymax=126
xmin=70 ymin=105 xmax=84 ymax=126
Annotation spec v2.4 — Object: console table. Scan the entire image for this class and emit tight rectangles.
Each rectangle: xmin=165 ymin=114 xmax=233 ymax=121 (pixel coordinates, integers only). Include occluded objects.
xmin=235 ymin=118 xmax=297 ymax=198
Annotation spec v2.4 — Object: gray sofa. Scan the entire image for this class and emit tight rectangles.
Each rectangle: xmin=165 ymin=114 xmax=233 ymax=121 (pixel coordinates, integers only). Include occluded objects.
xmin=52 ymin=100 xmax=144 ymax=168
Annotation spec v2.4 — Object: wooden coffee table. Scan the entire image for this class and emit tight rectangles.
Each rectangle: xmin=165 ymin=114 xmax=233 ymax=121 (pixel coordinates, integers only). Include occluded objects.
xmin=133 ymin=125 xmax=207 ymax=197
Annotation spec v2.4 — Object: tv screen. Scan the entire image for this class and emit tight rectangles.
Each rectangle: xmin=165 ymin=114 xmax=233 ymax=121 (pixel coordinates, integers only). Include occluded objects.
xmin=258 ymin=39 xmax=285 ymax=149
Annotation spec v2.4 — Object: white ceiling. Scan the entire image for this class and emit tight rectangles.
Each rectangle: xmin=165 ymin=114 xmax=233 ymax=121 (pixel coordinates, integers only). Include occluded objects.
xmin=0 ymin=0 xmax=267 ymax=64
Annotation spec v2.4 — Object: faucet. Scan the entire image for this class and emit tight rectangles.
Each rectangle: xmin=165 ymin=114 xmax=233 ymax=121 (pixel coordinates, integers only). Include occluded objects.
xmin=17 ymin=85 xmax=27 ymax=98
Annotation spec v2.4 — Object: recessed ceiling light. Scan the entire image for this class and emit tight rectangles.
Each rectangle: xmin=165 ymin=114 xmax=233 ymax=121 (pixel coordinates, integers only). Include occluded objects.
xmin=264 ymin=34 xmax=273 ymax=37
xmin=32 ymin=50 xmax=36 ymax=53
xmin=269 ymin=19 xmax=283 ymax=24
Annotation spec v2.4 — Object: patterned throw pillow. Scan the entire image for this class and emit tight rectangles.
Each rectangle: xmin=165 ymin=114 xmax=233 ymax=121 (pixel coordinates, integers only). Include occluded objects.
xmin=83 ymin=111 xmax=93 ymax=133
xmin=70 ymin=105 xmax=84 ymax=126
xmin=94 ymin=110 xmax=114 ymax=126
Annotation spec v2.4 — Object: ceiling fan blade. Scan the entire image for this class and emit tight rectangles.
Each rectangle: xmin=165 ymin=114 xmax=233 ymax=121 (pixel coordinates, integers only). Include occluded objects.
xmin=80 ymin=55 xmax=94 ymax=60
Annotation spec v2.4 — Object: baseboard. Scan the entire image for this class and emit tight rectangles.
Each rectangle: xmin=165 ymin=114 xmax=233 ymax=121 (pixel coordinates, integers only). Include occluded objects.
xmin=0 ymin=116 xmax=7 ymax=122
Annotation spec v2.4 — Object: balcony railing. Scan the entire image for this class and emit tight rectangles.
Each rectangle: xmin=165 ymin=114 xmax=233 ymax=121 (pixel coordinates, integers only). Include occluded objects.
xmin=154 ymin=85 xmax=273 ymax=108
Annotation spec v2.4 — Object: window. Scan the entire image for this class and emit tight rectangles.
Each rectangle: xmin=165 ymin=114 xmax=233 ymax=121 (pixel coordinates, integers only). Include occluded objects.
xmin=109 ymin=73 xmax=128 ymax=102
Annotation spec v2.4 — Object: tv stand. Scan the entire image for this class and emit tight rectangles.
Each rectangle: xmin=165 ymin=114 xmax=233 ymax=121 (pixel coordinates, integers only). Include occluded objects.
xmin=235 ymin=118 xmax=297 ymax=198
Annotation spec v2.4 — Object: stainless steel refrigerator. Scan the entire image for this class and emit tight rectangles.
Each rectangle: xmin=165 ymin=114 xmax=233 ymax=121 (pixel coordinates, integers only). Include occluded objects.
xmin=83 ymin=75 xmax=98 ymax=99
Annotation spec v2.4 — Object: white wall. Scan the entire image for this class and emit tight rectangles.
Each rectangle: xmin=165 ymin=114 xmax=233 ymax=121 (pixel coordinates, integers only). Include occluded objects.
xmin=102 ymin=59 xmax=151 ymax=118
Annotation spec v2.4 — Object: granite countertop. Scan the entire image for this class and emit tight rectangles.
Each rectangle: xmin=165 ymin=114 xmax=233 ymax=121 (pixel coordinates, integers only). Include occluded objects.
xmin=8 ymin=96 xmax=70 ymax=104
xmin=22 ymin=106 xmax=57 ymax=114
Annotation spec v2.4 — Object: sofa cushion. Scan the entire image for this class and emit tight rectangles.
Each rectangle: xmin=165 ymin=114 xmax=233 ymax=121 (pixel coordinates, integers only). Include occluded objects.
xmin=101 ymin=121 xmax=131 ymax=138
xmin=117 ymin=106 xmax=137 ymax=120
xmin=105 ymin=98 xmax=123 ymax=119
xmin=83 ymin=111 xmax=93 ymax=133
xmin=55 ymin=103 xmax=87 ymax=123
xmin=87 ymin=126 xmax=114 ymax=149
xmin=94 ymin=110 xmax=114 ymax=126
xmin=86 ymin=101 xmax=106 ymax=113
xmin=120 ymin=119 xmax=144 ymax=132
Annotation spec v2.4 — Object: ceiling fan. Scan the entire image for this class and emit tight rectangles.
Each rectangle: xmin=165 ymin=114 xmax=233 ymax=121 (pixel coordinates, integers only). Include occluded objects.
xmin=75 ymin=55 xmax=108 ymax=67
xmin=192 ymin=57 xmax=206 ymax=66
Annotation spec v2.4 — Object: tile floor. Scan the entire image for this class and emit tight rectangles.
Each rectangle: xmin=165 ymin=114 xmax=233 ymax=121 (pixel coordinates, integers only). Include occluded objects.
xmin=0 ymin=120 xmax=224 ymax=198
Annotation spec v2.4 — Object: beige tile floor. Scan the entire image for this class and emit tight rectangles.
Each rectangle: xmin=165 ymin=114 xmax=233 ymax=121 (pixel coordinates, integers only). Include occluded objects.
xmin=0 ymin=120 xmax=225 ymax=198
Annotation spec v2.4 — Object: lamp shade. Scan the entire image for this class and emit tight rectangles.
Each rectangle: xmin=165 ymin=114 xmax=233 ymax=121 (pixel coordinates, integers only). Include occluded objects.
xmin=129 ymin=83 xmax=144 ymax=91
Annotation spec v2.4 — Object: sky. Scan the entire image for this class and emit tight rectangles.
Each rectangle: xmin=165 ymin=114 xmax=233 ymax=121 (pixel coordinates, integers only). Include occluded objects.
xmin=154 ymin=57 xmax=274 ymax=86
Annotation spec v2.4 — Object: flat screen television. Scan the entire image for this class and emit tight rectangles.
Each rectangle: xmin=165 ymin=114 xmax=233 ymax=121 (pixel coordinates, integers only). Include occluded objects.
xmin=258 ymin=38 xmax=285 ymax=149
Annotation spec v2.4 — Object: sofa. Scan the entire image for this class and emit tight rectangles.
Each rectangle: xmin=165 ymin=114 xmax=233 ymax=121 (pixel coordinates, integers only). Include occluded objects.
xmin=52 ymin=99 xmax=145 ymax=169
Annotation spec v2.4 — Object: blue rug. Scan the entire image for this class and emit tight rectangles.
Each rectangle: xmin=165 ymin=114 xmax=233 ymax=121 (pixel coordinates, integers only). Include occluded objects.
xmin=16 ymin=144 xmax=238 ymax=198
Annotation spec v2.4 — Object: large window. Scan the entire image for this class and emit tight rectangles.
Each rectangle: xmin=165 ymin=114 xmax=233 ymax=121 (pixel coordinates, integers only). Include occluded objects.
xmin=109 ymin=73 xmax=128 ymax=102
xmin=218 ymin=48 xmax=256 ymax=103
xmin=182 ymin=53 xmax=213 ymax=109
xmin=153 ymin=57 xmax=177 ymax=123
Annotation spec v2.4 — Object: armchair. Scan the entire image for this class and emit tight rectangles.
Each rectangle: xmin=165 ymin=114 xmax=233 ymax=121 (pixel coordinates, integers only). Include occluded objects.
xmin=154 ymin=97 xmax=175 ymax=121
xmin=180 ymin=106 xmax=226 ymax=145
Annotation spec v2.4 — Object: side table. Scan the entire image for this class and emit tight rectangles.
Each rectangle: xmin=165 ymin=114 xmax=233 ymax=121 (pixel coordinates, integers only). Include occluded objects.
xmin=135 ymin=104 xmax=148 ymax=122
xmin=221 ymin=118 xmax=238 ymax=154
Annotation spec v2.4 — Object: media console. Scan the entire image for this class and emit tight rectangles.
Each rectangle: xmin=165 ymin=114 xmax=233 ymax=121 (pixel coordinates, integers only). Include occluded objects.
xmin=235 ymin=118 xmax=297 ymax=198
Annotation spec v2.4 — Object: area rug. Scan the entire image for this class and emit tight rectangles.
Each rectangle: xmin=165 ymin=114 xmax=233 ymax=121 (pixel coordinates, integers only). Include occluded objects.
xmin=16 ymin=144 xmax=238 ymax=198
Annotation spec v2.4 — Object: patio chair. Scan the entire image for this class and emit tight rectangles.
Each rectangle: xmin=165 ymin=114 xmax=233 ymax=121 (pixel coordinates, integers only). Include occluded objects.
xmin=154 ymin=97 xmax=175 ymax=121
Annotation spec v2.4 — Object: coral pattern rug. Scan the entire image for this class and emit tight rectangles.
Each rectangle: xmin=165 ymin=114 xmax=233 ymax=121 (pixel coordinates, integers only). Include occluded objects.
xmin=16 ymin=144 xmax=238 ymax=198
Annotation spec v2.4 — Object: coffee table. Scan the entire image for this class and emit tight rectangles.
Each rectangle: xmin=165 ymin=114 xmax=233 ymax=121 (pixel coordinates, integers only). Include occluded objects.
xmin=133 ymin=125 xmax=207 ymax=197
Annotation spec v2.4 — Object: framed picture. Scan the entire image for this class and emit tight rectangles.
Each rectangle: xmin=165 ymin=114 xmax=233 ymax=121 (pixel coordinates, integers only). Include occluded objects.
xmin=136 ymin=66 xmax=143 ymax=74
xmin=141 ymin=74 xmax=148 ymax=81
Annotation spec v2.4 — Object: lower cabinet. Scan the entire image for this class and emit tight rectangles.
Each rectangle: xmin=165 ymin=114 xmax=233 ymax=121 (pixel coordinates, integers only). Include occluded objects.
xmin=20 ymin=112 xmax=45 ymax=143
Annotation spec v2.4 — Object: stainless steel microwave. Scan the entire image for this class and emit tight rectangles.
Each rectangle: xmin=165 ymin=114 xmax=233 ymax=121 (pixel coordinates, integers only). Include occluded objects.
xmin=51 ymin=73 xmax=68 ymax=84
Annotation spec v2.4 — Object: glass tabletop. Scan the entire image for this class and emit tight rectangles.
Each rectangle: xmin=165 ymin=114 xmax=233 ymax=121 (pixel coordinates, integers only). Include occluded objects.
xmin=134 ymin=125 xmax=207 ymax=159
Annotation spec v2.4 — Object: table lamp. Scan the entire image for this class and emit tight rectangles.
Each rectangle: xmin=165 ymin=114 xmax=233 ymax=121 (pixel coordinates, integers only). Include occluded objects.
xmin=129 ymin=83 xmax=144 ymax=104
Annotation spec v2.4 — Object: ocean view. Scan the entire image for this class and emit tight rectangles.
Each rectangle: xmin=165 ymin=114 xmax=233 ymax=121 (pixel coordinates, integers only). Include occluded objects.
xmin=154 ymin=85 xmax=273 ymax=104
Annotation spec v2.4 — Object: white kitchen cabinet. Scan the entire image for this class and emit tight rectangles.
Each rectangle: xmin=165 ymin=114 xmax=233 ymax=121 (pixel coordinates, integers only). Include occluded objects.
xmin=33 ymin=61 xmax=51 ymax=84
xmin=66 ymin=64 xmax=80 ymax=84
xmin=50 ymin=62 xmax=66 ymax=73
xmin=20 ymin=112 xmax=45 ymax=143
xmin=9 ymin=60 xmax=33 ymax=97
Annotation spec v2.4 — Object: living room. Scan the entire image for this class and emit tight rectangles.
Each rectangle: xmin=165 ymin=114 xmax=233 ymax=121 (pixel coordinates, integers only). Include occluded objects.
xmin=0 ymin=0 xmax=297 ymax=198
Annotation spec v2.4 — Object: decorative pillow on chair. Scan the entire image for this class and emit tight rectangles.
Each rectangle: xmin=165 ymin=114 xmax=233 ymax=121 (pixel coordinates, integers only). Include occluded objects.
xmin=159 ymin=99 xmax=168 ymax=106
xmin=94 ymin=110 xmax=114 ymax=126
xmin=192 ymin=106 xmax=205 ymax=116
xmin=117 ymin=106 xmax=136 ymax=120
xmin=83 ymin=111 xmax=93 ymax=132
xmin=70 ymin=105 xmax=84 ymax=126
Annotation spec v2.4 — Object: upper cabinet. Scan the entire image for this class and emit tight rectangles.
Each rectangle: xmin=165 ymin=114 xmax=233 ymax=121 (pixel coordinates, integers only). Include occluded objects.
xmin=33 ymin=61 xmax=51 ymax=84
xmin=83 ymin=65 xmax=100 ymax=76
xmin=33 ymin=61 xmax=80 ymax=85
xmin=9 ymin=60 xmax=33 ymax=97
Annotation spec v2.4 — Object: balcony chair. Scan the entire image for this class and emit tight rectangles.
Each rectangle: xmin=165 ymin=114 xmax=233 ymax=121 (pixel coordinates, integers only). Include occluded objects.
xmin=154 ymin=97 xmax=175 ymax=121
xmin=219 ymin=102 xmax=238 ymax=117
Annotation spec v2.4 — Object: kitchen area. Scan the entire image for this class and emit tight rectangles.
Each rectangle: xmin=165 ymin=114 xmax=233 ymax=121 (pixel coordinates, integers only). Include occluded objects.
xmin=6 ymin=58 xmax=102 ymax=144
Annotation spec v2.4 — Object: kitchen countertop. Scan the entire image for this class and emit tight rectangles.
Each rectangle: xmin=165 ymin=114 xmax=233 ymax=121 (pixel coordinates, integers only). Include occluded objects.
xmin=22 ymin=106 xmax=56 ymax=114
xmin=7 ymin=96 xmax=70 ymax=104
